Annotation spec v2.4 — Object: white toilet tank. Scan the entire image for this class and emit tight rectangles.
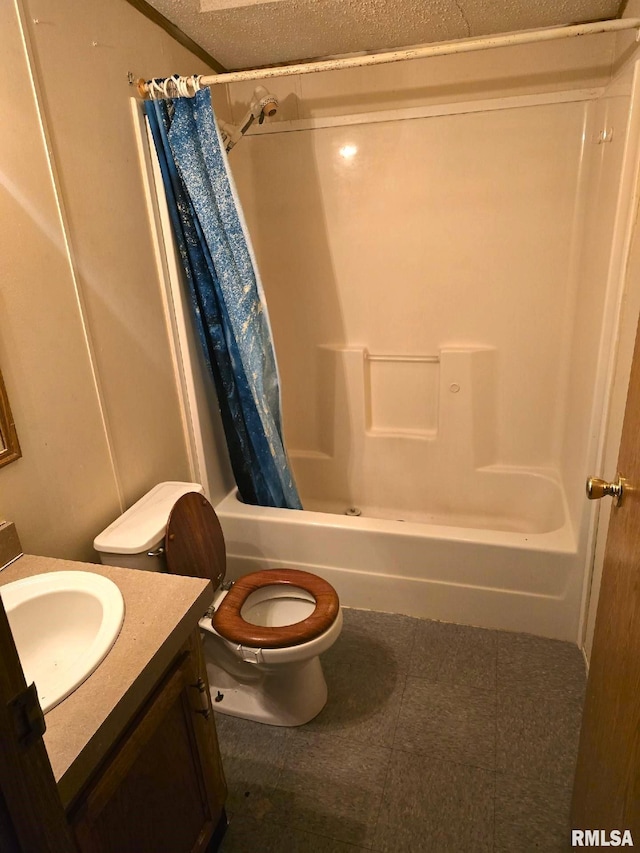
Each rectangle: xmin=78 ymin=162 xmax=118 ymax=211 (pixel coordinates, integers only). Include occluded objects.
xmin=94 ymin=481 xmax=204 ymax=572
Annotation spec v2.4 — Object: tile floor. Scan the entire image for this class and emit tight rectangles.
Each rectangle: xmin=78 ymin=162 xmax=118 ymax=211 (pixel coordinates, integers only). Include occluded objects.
xmin=216 ymin=608 xmax=586 ymax=853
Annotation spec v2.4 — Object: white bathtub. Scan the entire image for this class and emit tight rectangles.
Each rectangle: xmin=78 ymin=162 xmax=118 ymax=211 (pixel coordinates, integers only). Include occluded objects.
xmin=215 ymin=487 xmax=581 ymax=642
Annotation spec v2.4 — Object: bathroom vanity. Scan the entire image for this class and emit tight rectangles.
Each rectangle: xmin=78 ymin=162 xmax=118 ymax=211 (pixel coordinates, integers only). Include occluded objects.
xmin=0 ymin=550 xmax=227 ymax=852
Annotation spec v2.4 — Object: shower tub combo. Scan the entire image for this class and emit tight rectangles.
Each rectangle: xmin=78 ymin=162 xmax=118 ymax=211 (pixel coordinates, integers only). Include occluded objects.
xmin=214 ymin=344 xmax=579 ymax=640
xmin=139 ymin=118 xmax=585 ymax=646
xmin=136 ymin=61 xmax=640 ymax=646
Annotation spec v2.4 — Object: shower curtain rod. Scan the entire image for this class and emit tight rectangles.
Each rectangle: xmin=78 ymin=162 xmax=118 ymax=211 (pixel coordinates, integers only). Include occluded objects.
xmin=137 ymin=17 xmax=640 ymax=98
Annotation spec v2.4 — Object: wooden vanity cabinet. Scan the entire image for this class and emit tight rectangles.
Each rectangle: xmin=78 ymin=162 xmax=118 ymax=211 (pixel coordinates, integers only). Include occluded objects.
xmin=68 ymin=630 xmax=227 ymax=853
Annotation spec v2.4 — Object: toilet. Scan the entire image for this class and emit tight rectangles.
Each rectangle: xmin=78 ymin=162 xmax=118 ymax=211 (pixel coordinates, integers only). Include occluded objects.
xmin=93 ymin=482 xmax=343 ymax=726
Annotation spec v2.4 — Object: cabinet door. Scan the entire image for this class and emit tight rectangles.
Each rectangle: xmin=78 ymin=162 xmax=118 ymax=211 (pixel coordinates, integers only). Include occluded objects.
xmin=70 ymin=640 xmax=225 ymax=853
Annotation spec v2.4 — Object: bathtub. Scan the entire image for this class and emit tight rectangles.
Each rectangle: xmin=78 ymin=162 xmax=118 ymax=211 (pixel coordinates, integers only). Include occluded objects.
xmin=214 ymin=485 xmax=581 ymax=642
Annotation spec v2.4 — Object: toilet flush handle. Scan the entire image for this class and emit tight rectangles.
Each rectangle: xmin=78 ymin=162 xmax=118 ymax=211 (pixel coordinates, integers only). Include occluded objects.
xmin=147 ymin=546 xmax=165 ymax=557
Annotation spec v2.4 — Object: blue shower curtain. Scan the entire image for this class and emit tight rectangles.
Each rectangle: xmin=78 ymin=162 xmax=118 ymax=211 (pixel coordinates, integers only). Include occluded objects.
xmin=145 ymin=89 xmax=302 ymax=510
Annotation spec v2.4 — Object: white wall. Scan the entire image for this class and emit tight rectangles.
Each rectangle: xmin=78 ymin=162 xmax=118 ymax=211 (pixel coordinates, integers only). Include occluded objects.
xmin=0 ymin=0 xmax=230 ymax=559
xmin=0 ymin=1 xmax=120 ymax=559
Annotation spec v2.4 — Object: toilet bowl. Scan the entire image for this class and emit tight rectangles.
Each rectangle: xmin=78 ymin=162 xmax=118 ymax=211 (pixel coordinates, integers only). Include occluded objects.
xmin=94 ymin=482 xmax=343 ymax=726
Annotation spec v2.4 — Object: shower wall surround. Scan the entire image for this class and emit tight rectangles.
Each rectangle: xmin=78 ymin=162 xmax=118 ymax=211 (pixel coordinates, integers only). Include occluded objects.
xmin=231 ymin=93 xmax=589 ymax=529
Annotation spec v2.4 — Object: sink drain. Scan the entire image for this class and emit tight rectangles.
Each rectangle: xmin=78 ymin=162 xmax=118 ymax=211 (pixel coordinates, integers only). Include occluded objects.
xmin=345 ymin=506 xmax=362 ymax=517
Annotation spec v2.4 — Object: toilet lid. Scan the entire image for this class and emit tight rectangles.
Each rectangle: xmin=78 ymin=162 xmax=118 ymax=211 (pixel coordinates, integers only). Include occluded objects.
xmin=165 ymin=492 xmax=226 ymax=589
xmin=164 ymin=493 xmax=340 ymax=650
xmin=213 ymin=569 xmax=340 ymax=648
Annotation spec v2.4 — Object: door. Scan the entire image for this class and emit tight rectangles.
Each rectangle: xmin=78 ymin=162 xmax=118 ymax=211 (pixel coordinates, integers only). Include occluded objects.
xmin=0 ymin=593 xmax=77 ymax=851
xmin=571 ymin=314 xmax=640 ymax=836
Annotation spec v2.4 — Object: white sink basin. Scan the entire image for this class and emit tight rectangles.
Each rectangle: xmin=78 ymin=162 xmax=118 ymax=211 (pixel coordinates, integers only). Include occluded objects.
xmin=0 ymin=571 xmax=125 ymax=713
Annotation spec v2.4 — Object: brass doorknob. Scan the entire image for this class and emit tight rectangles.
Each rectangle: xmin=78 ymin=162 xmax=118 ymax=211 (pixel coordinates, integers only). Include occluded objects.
xmin=586 ymin=474 xmax=625 ymax=506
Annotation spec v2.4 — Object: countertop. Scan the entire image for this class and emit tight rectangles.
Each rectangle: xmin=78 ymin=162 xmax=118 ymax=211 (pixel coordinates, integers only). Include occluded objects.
xmin=0 ymin=554 xmax=212 ymax=808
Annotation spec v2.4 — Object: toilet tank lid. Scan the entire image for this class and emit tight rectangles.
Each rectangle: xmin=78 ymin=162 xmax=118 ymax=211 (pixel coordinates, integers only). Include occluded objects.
xmin=93 ymin=482 xmax=205 ymax=555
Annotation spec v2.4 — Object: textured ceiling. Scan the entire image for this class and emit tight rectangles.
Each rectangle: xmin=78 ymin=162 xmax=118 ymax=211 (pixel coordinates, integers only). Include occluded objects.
xmin=147 ymin=0 xmax=625 ymax=70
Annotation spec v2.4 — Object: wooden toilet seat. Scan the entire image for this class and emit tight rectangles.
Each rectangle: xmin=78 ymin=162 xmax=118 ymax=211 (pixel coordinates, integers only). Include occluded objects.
xmin=165 ymin=492 xmax=340 ymax=650
xmin=213 ymin=569 xmax=340 ymax=649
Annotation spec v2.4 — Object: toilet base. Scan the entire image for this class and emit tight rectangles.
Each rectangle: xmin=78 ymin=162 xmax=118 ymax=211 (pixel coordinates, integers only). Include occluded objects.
xmin=204 ymin=653 xmax=328 ymax=726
